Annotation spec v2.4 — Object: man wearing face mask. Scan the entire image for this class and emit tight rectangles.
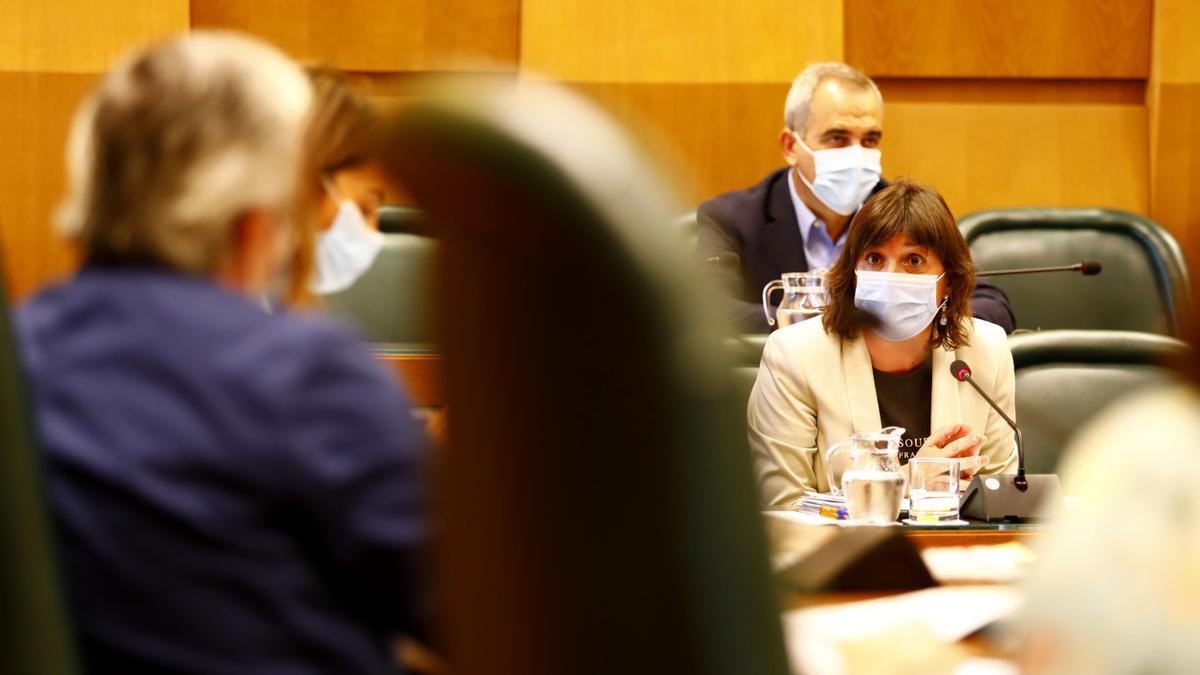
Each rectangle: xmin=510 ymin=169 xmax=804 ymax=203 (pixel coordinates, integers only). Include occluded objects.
xmin=696 ymin=62 xmax=1015 ymax=334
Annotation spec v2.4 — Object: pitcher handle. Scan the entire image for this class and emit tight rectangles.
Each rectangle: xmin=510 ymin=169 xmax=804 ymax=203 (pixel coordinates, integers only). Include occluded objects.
xmin=825 ymin=440 xmax=851 ymax=496
xmin=762 ymin=279 xmax=784 ymax=327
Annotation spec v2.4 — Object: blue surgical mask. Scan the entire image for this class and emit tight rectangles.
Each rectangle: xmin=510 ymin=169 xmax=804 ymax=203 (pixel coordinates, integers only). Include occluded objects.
xmin=792 ymin=132 xmax=882 ymax=216
xmin=311 ymin=184 xmax=384 ymax=296
xmin=854 ymin=270 xmax=947 ymax=341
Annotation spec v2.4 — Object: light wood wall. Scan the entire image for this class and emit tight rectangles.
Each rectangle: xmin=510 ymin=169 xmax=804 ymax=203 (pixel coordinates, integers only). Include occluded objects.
xmin=1148 ymin=0 xmax=1200 ymax=269
xmin=0 ymin=1 xmax=187 ymax=300
xmin=3 ymin=0 xmax=1197 ymax=300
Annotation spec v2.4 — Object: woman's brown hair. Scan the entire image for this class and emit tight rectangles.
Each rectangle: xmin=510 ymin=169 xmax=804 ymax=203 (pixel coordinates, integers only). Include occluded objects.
xmin=821 ymin=180 xmax=976 ymax=350
xmin=286 ymin=65 xmax=380 ymax=307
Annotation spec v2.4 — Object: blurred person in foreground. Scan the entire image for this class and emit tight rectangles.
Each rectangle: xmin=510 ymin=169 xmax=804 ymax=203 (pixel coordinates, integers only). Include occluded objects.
xmin=300 ymin=66 xmax=390 ymax=299
xmin=696 ymin=62 xmax=1014 ymax=334
xmin=748 ymin=181 xmax=1016 ymax=506
xmin=1011 ymin=342 xmax=1200 ymax=672
xmin=16 ymin=32 xmax=430 ymax=674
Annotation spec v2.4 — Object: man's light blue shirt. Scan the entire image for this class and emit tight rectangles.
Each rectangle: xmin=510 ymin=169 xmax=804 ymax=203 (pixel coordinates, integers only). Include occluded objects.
xmin=786 ymin=168 xmax=847 ymax=271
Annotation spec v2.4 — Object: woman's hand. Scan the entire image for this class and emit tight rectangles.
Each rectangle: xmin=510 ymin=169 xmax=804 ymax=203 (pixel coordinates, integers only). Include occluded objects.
xmin=916 ymin=423 xmax=988 ymax=481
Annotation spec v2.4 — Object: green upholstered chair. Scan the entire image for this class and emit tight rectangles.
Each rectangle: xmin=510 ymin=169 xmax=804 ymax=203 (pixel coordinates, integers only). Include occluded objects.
xmin=322 ymin=233 xmax=437 ymax=344
xmin=1009 ymin=329 xmax=1188 ymax=474
xmin=959 ymin=208 xmax=1191 ymax=335
xmin=0 ymin=271 xmax=79 ymax=674
xmin=385 ymin=79 xmax=788 ymax=675
xmin=726 ymin=334 xmax=769 ymax=454
xmin=377 ymin=204 xmax=431 ymax=236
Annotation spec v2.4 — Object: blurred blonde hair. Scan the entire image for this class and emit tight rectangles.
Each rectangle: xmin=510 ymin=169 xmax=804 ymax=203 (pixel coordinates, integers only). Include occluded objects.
xmin=59 ymin=31 xmax=312 ymax=285
xmin=289 ymin=65 xmax=381 ymax=307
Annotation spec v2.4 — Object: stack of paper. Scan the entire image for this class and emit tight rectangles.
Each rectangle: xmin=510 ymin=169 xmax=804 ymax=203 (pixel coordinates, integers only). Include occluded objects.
xmin=794 ymin=491 xmax=848 ymax=520
xmin=783 ymin=585 xmax=1024 ymax=674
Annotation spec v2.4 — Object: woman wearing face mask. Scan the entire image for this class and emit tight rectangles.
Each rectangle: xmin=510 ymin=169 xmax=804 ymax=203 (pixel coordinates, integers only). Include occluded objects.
xmin=300 ymin=66 xmax=388 ymax=299
xmin=747 ymin=180 xmax=1017 ymax=506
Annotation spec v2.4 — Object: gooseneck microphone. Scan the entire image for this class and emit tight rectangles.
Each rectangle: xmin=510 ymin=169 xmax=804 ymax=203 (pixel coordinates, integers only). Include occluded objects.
xmin=949 ymin=359 xmax=1062 ymax=522
xmin=950 ymin=360 xmax=1026 ymax=490
xmin=977 ymin=260 xmax=1102 ymax=277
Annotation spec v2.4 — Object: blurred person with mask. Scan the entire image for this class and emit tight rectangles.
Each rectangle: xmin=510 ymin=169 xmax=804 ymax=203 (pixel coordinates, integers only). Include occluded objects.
xmin=696 ymin=62 xmax=1014 ymax=334
xmin=16 ymin=32 xmax=431 ymax=674
xmin=1009 ymin=346 xmax=1200 ymax=672
xmin=301 ymin=66 xmax=388 ymax=299
xmin=747 ymin=181 xmax=1016 ymax=506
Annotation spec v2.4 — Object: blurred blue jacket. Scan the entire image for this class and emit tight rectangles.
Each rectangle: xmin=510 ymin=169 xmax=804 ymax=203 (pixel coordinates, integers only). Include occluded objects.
xmin=16 ymin=266 xmax=430 ymax=675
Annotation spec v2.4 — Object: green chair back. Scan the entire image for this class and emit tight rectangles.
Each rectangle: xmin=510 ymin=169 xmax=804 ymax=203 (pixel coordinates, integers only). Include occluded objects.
xmin=378 ymin=204 xmax=431 ymax=236
xmin=323 ymin=233 xmax=437 ymax=344
xmin=959 ymin=208 xmax=1191 ymax=335
xmin=385 ymin=80 xmax=788 ymax=675
xmin=726 ymin=335 xmax=769 ymax=457
xmin=0 ymin=270 xmax=79 ymax=674
xmin=1010 ymin=330 xmax=1187 ymax=473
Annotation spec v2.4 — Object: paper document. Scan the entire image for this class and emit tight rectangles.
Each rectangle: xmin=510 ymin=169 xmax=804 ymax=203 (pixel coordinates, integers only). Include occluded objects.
xmin=920 ymin=543 xmax=1036 ymax=583
xmin=783 ymin=585 xmax=1023 ymax=674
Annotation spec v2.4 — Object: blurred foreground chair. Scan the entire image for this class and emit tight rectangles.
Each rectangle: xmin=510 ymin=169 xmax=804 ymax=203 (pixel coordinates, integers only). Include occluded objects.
xmin=1010 ymin=330 xmax=1188 ymax=473
xmin=385 ymin=80 xmax=788 ymax=675
xmin=0 ymin=265 xmax=79 ymax=674
xmin=960 ymin=208 xmax=1191 ymax=335
xmin=323 ymin=233 xmax=437 ymax=344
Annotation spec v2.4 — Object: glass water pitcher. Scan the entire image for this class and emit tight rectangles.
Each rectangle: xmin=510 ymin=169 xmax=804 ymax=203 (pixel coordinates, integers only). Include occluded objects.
xmin=761 ymin=270 xmax=829 ymax=329
xmin=825 ymin=427 xmax=907 ymax=524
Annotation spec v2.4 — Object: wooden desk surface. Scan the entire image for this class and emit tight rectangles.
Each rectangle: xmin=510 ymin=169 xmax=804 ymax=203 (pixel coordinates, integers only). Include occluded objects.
xmin=372 ymin=344 xmax=442 ymax=408
xmin=903 ymin=526 xmax=1039 ymax=550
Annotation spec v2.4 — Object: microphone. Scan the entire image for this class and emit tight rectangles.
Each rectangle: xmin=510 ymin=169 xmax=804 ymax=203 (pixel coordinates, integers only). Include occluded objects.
xmin=977 ymin=260 xmax=1102 ymax=277
xmin=949 ymin=359 xmax=1061 ymax=522
xmin=704 ymin=252 xmax=741 ymax=268
xmin=951 ymin=360 xmax=1025 ymax=488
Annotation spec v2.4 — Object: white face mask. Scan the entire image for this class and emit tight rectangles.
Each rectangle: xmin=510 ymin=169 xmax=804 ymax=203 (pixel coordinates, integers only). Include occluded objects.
xmin=311 ymin=186 xmax=385 ymax=296
xmin=854 ymin=270 xmax=947 ymax=342
xmin=792 ymin=132 xmax=882 ymax=216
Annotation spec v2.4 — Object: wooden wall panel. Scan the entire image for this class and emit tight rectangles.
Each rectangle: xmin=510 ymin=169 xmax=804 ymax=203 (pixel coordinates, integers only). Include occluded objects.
xmin=1152 ymin=0 xmax=1200 ymax=84
xmin=0 ymin=0 xmax=187 ymax=72
xmin=845 ymin=0 xmax=1151 ymax=79
xmin=882 ymin=102 xmax=1148 ymax=217
xmin=521 ymin=0 xmax=842 ymax=83
xmin=1148 ymin=0 xmax=1200 ymax=270
xmin=572 ymin=84 xmax=1152 ymax=216
xmin=1148 ymin=85 xmax=1200 ymax=253
xmin=877 ymin=78 xmax=1144 ymax=105
xmin=0 ymin=1 xmax=187 ymax=301
xmin=573 ymin=83 xmax=790 ymax=207
xmin=0 ymin=74 xmax=97 ymax=299
xmin=191 ymin=0 xmax=521 ymax=72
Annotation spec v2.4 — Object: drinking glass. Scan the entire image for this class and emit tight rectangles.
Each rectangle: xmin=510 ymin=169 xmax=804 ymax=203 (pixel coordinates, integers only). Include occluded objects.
xmin=908 ymin=457 xmax=961 ymax=523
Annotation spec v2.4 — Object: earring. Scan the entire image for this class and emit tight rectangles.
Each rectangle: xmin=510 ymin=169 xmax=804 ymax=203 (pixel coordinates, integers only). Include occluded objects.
xmin=939 ymin=314 xmax=948 ymax=327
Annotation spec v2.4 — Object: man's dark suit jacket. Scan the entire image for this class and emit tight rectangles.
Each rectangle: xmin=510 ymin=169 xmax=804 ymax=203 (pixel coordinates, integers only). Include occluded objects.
xmin=17 ymin=267 xmax=430 ymax=675
xmin=697 ymin=167 xmax=1016 ymax=333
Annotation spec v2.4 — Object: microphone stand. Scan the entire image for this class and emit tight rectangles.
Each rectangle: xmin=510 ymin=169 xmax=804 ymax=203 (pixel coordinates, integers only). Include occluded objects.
xmin=952 ymin=360 xmax=1060 ymax=521
xmin=958 ymin=374 xmax=1027 ymax=491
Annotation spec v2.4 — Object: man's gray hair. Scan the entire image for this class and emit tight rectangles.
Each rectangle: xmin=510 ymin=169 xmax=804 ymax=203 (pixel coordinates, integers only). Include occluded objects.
xmin=58 ymin=31 xmax=312 ymax=273
xmin=784 ymin=62 xmax=882 ymax=133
